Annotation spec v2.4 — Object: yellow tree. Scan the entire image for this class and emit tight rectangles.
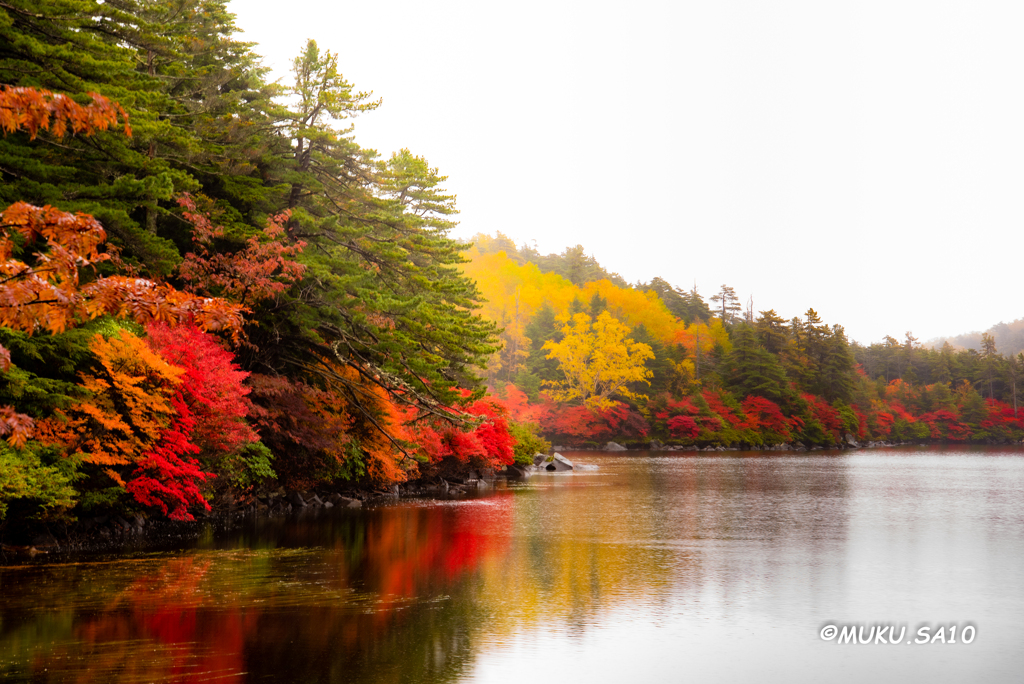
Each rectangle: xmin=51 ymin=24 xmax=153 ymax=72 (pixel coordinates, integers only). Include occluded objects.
xmin=543 ymin=312 xmax=654 ymax=410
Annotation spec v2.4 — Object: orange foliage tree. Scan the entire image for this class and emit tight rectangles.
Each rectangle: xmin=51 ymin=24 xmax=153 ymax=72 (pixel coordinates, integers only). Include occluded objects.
xmin=36 ymin=330 xmax=183 ymax=482
xmin=0 ymin=88 xmax=244 ymax=447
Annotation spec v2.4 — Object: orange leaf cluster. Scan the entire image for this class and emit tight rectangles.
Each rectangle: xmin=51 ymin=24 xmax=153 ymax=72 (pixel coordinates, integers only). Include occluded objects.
xmin=36 ymin=330 xmax=182 ymax=470
xmin=176 ymin=194 xmax=305 ymax=306
xmin=0 ymin=86 xmax=131 ymax=139
xmin=0 ymin=202 xmax=246 ymax=446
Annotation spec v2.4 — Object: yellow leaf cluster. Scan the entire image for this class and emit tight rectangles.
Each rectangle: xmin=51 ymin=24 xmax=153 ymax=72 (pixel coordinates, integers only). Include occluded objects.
xmin=542 ymin=312 xmax=654 ymax=410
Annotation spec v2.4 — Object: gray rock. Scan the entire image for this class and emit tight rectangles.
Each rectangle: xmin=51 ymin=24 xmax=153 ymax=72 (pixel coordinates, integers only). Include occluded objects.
xmin=287 ymin=491 xmax=307 ymax=508
xmin=343 ymin=497 xmax=362 ymax=508
xmin=503 ymin=463 xmax=531 ymax=479
xmin=532 ymin=453 xmax=547 ymax=466
xmin=323 ymin=501 xmax=334 ymax=509
xmin=309 ymin=494 xmax=324 ymax=507
xmin=605 ymin=441 xmax=627 ymax=451
xmin=544 ymin=452 xmax=574 ymax=471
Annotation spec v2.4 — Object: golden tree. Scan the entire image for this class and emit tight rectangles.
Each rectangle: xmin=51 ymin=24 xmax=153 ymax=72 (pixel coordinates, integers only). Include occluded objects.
xmin=543 ymin=312 xmax=653 ymax=410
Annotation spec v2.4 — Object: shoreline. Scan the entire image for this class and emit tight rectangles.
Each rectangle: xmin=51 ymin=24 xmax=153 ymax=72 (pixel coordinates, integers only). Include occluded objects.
xmin=4 ymin=441 xmax=1022 ymax=561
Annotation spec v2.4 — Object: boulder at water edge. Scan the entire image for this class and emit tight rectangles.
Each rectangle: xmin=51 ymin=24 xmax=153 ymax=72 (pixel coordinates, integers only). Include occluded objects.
xmin=605 ymin=441 xmax=627 ymax=451
xmin=545 ymin=453 xmax=574 ymax=471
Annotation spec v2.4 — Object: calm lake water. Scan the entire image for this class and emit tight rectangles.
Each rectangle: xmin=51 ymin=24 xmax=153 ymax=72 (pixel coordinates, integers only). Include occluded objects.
xmin=3 ymin=447 xmax=1024 ymax=683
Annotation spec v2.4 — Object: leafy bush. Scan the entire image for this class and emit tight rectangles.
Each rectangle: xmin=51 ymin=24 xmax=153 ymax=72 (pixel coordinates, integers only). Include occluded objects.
xmin=0 ymin=445 xmax=77 ymax=521
xmin=506 ymin=420 xmax=550 ymax=466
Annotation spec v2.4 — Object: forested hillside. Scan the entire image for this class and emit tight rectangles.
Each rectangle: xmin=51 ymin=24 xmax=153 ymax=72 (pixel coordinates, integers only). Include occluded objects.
xmin=464 ymin=239 xmax=1024 ymax=449
xmin=0 ymin=0 xmax=525 ymax=526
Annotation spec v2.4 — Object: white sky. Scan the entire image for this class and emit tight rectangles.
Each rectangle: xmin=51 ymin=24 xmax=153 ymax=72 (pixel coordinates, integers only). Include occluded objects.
xmin=229 ymin=0 xmax=1024 ymax=345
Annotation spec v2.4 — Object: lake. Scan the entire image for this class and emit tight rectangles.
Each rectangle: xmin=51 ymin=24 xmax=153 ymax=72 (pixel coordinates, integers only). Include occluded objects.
xmin=2 ymin=446 xmax=1024 ymax=682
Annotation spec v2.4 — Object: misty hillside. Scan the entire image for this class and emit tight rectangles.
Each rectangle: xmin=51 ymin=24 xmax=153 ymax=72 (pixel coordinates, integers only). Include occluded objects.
xmin=927 ymin=318 xmax=1024 ymax=357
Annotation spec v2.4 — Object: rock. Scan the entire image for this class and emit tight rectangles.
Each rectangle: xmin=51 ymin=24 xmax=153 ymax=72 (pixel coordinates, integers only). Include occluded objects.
xmin=503 ymin=463 xmax=531 ymax=479
xmin=308 ymin=494 xmax=324 ymax=507
xmin=342 ymin=497 xmax=362 ymax=508
xmin=327 ymin=493 xmax=344 ymax=505
xmin=287 ymin=491 xmax=307 ymax=508
xmin=532 ymin=453 xmax=547 ymax=466
xmin=605 ymin=441 xmax=627 ymax=451
xmin=551 ymin=445 xmax=566 ymax=452
xmin=544 ymin=452 xmax=574 ymax=471
xmin=323 ymin=501 xmax=334 ymax=509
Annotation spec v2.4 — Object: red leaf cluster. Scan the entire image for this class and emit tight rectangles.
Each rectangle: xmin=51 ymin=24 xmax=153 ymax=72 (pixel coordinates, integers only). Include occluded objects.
xmin=176 ymin=194 xmax=305 ymax=306
xmin=145 ymin=323 xmax=256 ymax=454
xmin=126 ymin=395 xmax=211 ymax=521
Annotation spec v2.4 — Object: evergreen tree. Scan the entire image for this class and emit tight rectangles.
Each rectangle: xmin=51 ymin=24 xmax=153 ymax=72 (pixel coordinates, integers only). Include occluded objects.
xmin=709 ymin=284 xmax=741 ymax=324
xmin=721 ymin=325 xmax=795 ymax=407
xmin=522 ymin=303 xmax=562 ymax=392
xmin=755 ymin=309 xmax=789 ymax=355
xmin=682 ymin=283 xmax=713 ymax=324
xmin=642 ymin=277 xmax=688 ymax=320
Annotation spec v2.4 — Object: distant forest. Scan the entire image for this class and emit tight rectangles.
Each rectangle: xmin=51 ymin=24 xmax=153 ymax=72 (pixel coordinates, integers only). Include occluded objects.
xmin=466 ymin=233 xmax=1024 ymax=449
xmin=928 ymin=319 xmax=1024 ymax=358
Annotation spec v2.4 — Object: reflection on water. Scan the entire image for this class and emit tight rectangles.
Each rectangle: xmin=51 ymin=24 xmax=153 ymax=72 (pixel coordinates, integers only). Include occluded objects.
xmin=3 ymin=448 xmax=1024 ymax=682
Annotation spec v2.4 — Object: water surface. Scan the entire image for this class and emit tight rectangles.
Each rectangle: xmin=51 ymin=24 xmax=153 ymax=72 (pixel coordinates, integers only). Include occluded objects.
xmin=2 ymin=447 xmax=1023 ymax=682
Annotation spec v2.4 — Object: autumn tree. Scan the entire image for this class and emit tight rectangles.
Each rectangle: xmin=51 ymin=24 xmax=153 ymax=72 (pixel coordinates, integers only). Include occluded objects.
xmin=543 ymin=311 xmax=654 ymax=410
xmin=35 ymin=329 xmax=185 ymax=487
xmin=0 ymin=94 xmax=244 ymax=446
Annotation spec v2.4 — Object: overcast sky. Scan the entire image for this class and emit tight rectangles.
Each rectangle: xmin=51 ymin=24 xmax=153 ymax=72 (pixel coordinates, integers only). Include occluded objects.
xmin=229 ymin=0 xmax=1023 ymax=345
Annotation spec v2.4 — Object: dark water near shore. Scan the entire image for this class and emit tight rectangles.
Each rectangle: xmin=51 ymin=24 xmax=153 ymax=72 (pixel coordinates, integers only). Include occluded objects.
xmin=3 ymin=446 xmax=1024 ymax=682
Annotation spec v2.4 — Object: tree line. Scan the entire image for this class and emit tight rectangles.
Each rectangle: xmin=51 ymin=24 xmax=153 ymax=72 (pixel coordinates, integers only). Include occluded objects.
xmin=465 ymin=245 xmax=1024 ymax=449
